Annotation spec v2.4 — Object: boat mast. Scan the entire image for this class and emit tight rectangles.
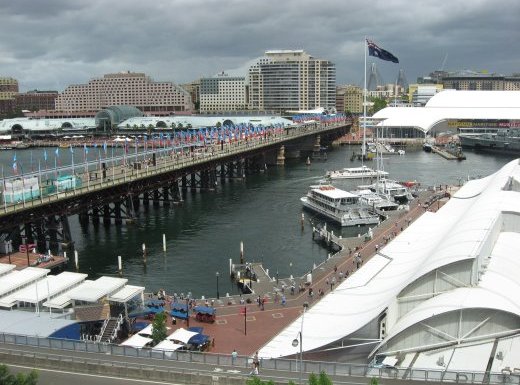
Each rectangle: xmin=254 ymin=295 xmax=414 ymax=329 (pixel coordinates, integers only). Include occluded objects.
xmin=362 ymin=37 xmax=367 ymax=160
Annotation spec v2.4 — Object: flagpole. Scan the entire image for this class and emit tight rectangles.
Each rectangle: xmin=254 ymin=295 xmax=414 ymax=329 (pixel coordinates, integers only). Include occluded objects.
xmin=363 ymin=37 xmax=367 ymax=159
xmin=2 ymin=166 xmax=6 ymax=211
xmin=38 ymin=160 xmax=43 ymax=203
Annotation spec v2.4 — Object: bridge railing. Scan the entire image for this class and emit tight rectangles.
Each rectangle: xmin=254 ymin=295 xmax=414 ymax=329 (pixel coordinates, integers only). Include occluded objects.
xmin=0 ymin=331 xmax=518 ymax=384
xmin=0 ymin=121 xmax=346 ymax=215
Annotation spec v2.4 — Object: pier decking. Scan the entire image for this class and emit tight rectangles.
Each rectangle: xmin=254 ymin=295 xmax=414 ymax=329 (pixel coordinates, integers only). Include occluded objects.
xmin=0 ymin=251 xmax=67 ymax=271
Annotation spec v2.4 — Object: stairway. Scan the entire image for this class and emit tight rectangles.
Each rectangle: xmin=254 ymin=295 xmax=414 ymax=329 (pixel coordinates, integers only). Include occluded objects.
xmin=99 ymin=318 xmax=119 ymax=343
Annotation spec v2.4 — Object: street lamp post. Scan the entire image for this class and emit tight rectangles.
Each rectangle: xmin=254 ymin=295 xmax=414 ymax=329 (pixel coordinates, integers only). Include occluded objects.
xmin=291 ymin=304 xmax=307 ymax=385
xmin=23 ymin=236 xmax=30 ymax=267
xmin=216 ymin=272 xmax=220 ymax=300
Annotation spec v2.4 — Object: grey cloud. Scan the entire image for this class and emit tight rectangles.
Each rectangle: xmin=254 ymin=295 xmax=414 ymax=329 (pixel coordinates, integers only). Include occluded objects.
xmin=0 ymin=0 xmax=518 ymax=91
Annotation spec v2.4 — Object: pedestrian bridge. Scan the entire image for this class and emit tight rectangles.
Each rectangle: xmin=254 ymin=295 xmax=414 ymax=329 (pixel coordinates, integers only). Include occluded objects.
xmin=0 ymin=121 xmax=350 ymax=251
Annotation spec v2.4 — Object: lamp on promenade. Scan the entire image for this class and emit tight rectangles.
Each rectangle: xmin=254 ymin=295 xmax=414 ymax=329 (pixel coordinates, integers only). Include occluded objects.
xmin=216 ymin=271 xmax=220 ymax=300
xmin=22 ymin=236 xmax=30 ymax=267
xmin=291 ymin=303 xmax=308 ymax=385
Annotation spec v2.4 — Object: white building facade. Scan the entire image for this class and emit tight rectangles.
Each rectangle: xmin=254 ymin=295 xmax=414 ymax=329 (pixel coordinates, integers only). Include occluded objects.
xmin=199 ymin=73 xmax=247 ymax=113
xmin=248 ymin=50 xmax=336 ymax=112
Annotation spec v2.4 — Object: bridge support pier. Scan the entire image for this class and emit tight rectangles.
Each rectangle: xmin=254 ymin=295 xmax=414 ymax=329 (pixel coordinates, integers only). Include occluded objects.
xmin=163 ymin=187 xmax=170 ymax=207
xmin=103 ymin=205 xmax=111 ymax=225
xmin=153 ymin=190 xmax=160 ymax=207
xmin=312 ymin=135 xmax=322 ymax=159
xmin=181 ymin=175 xmax=188 ymax=190
xmin=60 ymin=215 xmax=74 ymax=249
xmin=92 ymin=207 xmax=100 ymax=224
xmin=190 ymin=174 xmax=197 ymax=192
xmin=114 ymin=202 xmax=122 ymax=225
xmin=172 ymin=181 xmax=183 ymax=203
xmin=142 ymin=191 xmax=149 ymax=206
xmin=78 ymin=212 xmax=89 ymax=227
xmin=220 ymin=164 xmax=226 ymax=183
xmin=276 ymin=145 xmax=285 ymax=166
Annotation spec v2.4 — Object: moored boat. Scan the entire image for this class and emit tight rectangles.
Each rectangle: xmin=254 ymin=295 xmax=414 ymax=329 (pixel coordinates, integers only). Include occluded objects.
xmin=300 ymin=184 xmax=380 ymax=227
xmin=325 ymin=165 xmax=389 ymax=180
xmin=358 ymin=178 xmax=414 ymax=204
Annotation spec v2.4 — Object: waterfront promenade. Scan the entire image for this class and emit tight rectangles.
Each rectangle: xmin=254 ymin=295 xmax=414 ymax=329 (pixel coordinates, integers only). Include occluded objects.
xmin=152 ymin=186 xmax=454 ymax=358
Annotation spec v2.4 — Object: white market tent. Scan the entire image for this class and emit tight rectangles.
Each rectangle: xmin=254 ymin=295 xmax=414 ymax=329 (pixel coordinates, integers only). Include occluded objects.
xmin=167 ymin=328 xmax=198 ymax=344
xmin=153 ymin=339 xmax=185 ymax=352
xmin=120 ymin=334 xmax=153 ymax=348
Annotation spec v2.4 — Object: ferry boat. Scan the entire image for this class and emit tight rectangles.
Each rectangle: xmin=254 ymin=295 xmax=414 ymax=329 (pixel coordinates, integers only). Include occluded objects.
xmin=325 ymin=165 xmax=389 ymax=180
xmin=300 ymin=185 xmax=380 ymax=227
xmin=358 ymin=179 xmax=414 ymax=204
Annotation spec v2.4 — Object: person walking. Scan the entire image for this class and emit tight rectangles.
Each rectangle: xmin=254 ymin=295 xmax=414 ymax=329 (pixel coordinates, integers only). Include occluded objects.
xmin=231 ymin=349 xmax=238 ymax=365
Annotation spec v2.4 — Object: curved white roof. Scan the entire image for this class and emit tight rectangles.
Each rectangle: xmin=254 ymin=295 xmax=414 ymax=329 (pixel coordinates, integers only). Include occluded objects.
xmin=378 ymin=231 xmax=520 ymax=350
xmin=0 ymin=117 xmax=95 ymax=132
xmin=119 ymin=115 xmax=293 ymax=129
xmin=372 ymin=90 xmax=520 ymax=134
xmin=259 ymin=159 xmax=520 ymax=359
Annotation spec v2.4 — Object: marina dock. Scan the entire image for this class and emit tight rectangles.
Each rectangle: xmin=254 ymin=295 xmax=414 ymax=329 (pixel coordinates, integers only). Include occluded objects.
xmin=0 ymin=251 xmax=67 ymax=271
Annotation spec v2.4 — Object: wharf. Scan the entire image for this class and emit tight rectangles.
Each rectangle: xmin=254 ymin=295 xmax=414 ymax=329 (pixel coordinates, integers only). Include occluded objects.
xmin=432 ymin=145 xmax=466 ymax=160
xmin=156 ymin=187 xmax=455 ymax=358
xmin=0 ymin=251 xmax=67 ymax=271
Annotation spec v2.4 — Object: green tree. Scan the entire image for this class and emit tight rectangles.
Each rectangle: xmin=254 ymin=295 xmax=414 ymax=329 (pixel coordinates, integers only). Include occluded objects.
xmin=369 ymin=97 xmax=387 ymax=115
xmin=177 ymin=123 xmax=183 ymax=129
xmin=151 ymin=312 xmax=167 ymax=345
xmin=369 ymin=377 xmax=379 ymax=385
xmin=318 ymin=371 xmax=333 ymax=385
xmin=215 ymin=121 xmax=222 ymax=128
xmin=0 ymin=364 xmax=38 ymax=385
xmin=308 ymin=373 xmax=318 ymax=385
xmin=246 ymin=377 xmax=275 ymax=385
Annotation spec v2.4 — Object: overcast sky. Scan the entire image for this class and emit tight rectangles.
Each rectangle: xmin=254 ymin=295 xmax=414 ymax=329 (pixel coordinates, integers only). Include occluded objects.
xmin=1 ymin=0 xmax=518 ymax=92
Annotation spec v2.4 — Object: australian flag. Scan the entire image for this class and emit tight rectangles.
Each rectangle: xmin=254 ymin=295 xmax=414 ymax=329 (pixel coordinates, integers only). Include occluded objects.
xmin=367 ymin=39 xmax=399 ymax=63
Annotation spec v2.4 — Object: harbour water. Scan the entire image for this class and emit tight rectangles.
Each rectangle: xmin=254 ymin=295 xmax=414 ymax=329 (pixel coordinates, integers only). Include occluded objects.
xmin=0 ymin=145 xmax=516 ymax=297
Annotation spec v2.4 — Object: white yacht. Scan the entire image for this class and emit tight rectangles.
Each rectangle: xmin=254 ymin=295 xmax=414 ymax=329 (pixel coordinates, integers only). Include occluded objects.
xmin=325 ymin=165 xmax=389 ymax=180
xmin=355 ymin=189 xmax=399 ymax=211
xmin=300 ymin=185 xmax=380 ymax=227
xmin=358 ymin=178 xmax=414 ymax=204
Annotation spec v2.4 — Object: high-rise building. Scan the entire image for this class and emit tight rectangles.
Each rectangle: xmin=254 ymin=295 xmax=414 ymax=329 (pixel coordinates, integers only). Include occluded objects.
xmin=199 ymin=73 xmax=247 ymax=113
xmin=0 ymin=77 xmax=19 ymax=116
xmin=248 ymin=50 xmax=336 ymax=112
xmin=55 ymin=71 xmax=193 ymax=115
